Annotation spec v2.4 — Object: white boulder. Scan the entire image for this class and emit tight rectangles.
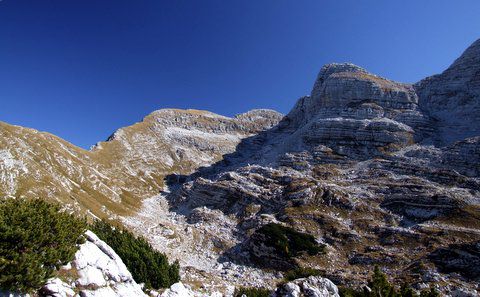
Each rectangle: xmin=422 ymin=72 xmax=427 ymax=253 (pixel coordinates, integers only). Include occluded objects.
xmin=274 ymin=276 xmax=340 ymax=297
xmin=40 ymin=278 xmax=75 ymax=297
xmin=160 ymin=282 xmax=195 ymax=297
xmin=72 ymin=230 xmax=147 ymax=297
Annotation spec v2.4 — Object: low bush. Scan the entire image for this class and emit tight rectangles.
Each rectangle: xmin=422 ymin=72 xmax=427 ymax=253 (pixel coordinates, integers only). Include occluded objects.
xmin=257 ymin=223 xmax=325 ymax=258
xmin=0 ymin=198 xmax=87 ymax=293
xmin=234 ymin=287 xmax=272 ymax=297
xmin=339 ymin=266 xmax=440 ymax=297
xmin=91 ymin=219 xmax=180 ymax=289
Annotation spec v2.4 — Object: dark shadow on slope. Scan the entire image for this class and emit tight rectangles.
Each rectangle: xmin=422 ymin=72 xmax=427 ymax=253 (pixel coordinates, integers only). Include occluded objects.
xmin=429 ymin=241 xmax=480 ymax=281
xmin=164 ymin=116 xmax=294 ymax=190
xmin=218 ymin=222 xmax=326 ymax=271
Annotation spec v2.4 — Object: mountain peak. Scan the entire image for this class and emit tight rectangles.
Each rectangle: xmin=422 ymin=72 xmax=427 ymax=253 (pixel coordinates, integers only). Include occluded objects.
xmin=449 ymin=38 xmax=480 ymax=70
xmin=415 ymin=38 xmax=480 ymax=144
xmin=286 ymin=61 xmax=419 ymax=131
xmin=317 ymin=63 xmax=367 ymax=79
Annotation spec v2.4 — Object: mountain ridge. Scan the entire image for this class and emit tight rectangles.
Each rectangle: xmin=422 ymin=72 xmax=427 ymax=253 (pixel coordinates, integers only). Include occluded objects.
xmin=0 ymin=108 xmax=283 ymax=217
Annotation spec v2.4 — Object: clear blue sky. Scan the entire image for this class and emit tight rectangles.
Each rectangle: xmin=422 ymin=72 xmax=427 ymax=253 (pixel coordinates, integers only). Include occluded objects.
xmin=1 ymin=1 xmax=479 ymax=149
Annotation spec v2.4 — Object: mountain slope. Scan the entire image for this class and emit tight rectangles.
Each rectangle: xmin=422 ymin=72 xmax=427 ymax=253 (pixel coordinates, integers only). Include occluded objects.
xmin=0 ymin=109 xmax=282 ymax=217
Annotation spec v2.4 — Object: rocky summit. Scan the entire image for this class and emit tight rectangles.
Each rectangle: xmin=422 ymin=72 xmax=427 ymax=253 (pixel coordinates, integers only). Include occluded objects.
xmin=1 ymin=38 xmax=480 ymax=296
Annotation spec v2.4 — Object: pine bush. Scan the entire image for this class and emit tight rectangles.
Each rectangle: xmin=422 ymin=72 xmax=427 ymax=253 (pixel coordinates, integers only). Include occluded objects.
xmin=257 ymin=223 xmax=325 ymax=258
xmin=0 ymin=198 xmax=86 ymax=293
xmin=284 ymin=267 xmax=322 ymax=281
xmin=339 ymin=266 xmax=440 ymax=297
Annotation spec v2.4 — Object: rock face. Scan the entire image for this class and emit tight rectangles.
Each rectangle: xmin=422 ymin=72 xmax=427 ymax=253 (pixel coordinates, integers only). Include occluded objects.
xmin=281 ymin=62 xmax=432 ymax=158
xmin=71 ymin=230 xmax=147 ymax=297
xmin=300 ymin=63 xmax=418 ymax=122
xmin=131 ymin=38 xmax=480 ymax=295
xmin=46 ymin=230 xmax=147 ymax=297
xmin=415 ymin=39 xmax=480 ymax=144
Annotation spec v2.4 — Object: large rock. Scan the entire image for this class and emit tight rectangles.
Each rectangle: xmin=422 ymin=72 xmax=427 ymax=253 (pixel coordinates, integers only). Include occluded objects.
xmin=160 ymin=282 xmax=195 ymax=297
xmin=70 ymin=230 xmax=147 ymax=297
xmin=39 ymin=278 xmax=75 ymax=297
xmin=274 ymin=276 xmax=340 ymax=297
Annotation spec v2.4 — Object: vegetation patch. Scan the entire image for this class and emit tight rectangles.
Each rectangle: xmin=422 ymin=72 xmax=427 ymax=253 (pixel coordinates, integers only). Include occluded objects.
xmin=0 ymin=198 xmax=87 ymax=293
xmin=284 ymin=267 xmax=322 ymax=281
xmin=257 ymin=223 xmax=325 ymax=258
xmin=248 ymin=223 xmax=326 ymax=270
xmin=91 ymin=220 xmax=180 ymax=289
xmin=339 ymin=266 xmax=439 ymax=297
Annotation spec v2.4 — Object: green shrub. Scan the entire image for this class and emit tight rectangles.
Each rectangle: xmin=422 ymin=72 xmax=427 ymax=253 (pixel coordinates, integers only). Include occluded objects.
xmin=234 ymin=287 xmax=272 ymax=297
xmin=91 ymin=219 xmax=179 ymax=289
xmin=368 ymin=266 xmax=397 ymax=297
xmin=257 ymin=223 xmax=325 ymax=258
xmin=339 ymin=266 xmax=440 ymax=297
xmin=419 ymin=287 xmax=440 ymax=297
xmin=284 ymin=267 xmax=322 ymax=281
xmin=0 ymin=198 xmax=87 ymax=293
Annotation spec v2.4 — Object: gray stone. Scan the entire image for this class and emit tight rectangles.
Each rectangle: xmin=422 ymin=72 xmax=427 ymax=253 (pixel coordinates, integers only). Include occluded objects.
xmin=274 ymin=276 xmax=340 ymax=297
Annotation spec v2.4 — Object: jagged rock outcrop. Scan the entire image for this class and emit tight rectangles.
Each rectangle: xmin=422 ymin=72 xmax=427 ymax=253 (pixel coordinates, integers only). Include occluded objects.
xmin=279 ymin=62 xmax=434 ymax=158
xmin=71 ymin=230 xmax=147 ymax=296
xmin=51 ymin=230 xmax=147 ymax=297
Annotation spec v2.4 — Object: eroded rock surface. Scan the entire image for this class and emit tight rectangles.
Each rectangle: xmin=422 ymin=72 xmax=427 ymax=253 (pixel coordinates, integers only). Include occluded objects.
xmin=416 ymin=39 xmax=480 ymax=144
xmin=125 ymin=39 xmax=480 ymax=295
